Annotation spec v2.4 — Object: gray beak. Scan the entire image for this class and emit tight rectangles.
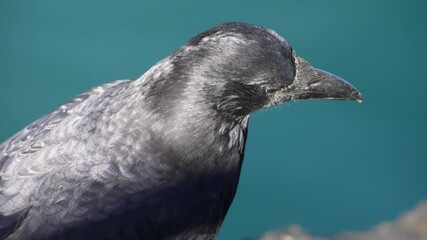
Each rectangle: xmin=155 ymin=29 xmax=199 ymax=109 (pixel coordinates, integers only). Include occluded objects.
xmin=290 ymin=55 xmax=363 ymax=102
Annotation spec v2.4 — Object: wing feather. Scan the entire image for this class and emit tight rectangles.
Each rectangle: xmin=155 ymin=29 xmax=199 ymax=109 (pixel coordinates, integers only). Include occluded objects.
xmin=0 ymin=80 xmax=131 ymax=237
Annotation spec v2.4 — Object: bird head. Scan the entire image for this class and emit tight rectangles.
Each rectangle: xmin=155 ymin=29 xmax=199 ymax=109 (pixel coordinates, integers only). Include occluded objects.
xmin=146 ymin=22 xmax=362 ymax=122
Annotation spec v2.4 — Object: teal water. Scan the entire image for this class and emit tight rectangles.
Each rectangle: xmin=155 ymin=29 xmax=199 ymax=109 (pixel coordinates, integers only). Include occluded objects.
xmin=1 ymin=1 xmax=426 ymax=239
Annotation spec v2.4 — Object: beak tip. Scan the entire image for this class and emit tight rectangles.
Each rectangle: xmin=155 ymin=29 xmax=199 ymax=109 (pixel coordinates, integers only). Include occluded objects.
xmin=354 ymin=91 xmax=363 ymax=103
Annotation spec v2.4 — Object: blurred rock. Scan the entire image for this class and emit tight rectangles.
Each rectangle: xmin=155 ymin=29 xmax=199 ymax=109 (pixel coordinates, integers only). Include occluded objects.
xmin=259 ymin=225 xmax=329 ymax=240
xmin=259 ymin=201 xmax=427 ymax=240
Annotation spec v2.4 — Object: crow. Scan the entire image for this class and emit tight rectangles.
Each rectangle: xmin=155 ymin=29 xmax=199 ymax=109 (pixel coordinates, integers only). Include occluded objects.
xmin=0 ymin=22 xmax=362 ymax=240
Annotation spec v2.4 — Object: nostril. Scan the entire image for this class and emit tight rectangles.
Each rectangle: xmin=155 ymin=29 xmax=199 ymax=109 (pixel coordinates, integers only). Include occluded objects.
xmin=307 ymin=80 xmax=321 ymax=86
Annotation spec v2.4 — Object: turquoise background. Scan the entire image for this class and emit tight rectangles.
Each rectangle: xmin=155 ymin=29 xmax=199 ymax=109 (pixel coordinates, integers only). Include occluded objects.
xmin=1 ymin=1 xmax=426 ymax=239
